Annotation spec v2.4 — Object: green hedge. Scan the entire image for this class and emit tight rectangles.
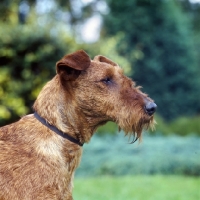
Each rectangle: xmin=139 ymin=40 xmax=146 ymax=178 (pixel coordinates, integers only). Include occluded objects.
xmin=150 ymin=115 xmax=200 ymax=136
xmin=76 ymin=135 xmax=200 ymax=177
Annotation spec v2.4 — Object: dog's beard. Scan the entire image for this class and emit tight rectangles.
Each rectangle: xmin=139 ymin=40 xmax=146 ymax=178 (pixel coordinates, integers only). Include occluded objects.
xmin=118 ymin=115 xmax=155 ymax=143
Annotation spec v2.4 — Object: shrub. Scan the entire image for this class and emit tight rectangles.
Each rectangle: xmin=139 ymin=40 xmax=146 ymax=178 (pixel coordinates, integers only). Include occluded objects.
xmin=96 ymin=122 xmax=118 ymax=136
xmin=149 ymin=115 xmax=200 ymax=137
xmin=168 ymin=116 xmax=200 ymax=136
xmin=75 ymin=134 xmax=200 ymax=177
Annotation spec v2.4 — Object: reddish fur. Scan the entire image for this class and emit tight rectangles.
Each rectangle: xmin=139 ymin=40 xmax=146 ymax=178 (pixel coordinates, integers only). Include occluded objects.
xmin=0 ymin=50 xmax=155 ymax=200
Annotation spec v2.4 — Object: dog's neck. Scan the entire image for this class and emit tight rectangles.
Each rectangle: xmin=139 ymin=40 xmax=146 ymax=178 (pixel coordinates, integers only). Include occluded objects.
xmin=33 ymin=112 xmax=83 ymax=146
xmin=33 ymin=76 xmax=100 ymax=144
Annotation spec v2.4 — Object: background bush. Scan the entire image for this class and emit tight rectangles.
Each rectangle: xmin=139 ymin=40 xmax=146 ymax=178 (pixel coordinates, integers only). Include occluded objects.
xmin=168 ymin=116 xmax=200 ymax=136
xmin=76 ymin=134 xmax=200 ymax=177
xmin=148 ymin=115 xmax=200 ymax=137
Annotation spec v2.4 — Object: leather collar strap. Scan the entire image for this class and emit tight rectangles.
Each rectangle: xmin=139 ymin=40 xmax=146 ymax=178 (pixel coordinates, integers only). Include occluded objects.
xmin=34 ymin=112 xmax=83 ymax=147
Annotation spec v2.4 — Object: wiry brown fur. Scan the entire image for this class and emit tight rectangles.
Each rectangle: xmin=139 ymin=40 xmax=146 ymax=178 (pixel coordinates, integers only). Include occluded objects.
xmin=0 ymin=50 xmax=155 ymax=200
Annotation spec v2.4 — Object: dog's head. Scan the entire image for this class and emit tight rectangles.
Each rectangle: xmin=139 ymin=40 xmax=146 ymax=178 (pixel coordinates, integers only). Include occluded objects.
xmin=56 ymin=50 xmax=156 ymax=142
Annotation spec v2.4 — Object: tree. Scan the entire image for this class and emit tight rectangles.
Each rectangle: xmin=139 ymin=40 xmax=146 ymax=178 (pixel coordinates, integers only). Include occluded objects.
xmin=0 ymin=0 xmax=100 ymax=35
xmin=103 ymin=0 xmax=200 ymax=120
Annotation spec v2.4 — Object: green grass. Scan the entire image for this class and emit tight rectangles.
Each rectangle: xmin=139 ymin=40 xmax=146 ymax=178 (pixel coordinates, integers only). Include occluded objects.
xmin=73 ymin=175 xmax=200 ymax=200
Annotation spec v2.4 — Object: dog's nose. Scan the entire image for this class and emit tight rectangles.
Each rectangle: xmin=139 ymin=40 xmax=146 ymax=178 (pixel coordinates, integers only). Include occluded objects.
xmin=145 ymin=102 xmax=157 ymax=116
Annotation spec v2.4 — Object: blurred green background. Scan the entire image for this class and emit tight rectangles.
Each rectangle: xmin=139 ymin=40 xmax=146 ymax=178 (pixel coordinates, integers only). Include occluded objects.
xmin=0 ymin=0 xmax=200 ymax=199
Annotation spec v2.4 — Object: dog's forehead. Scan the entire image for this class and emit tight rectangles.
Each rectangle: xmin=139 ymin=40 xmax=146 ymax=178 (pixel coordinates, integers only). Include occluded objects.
xmin=90 ymin=60 xmax=123 ymax=75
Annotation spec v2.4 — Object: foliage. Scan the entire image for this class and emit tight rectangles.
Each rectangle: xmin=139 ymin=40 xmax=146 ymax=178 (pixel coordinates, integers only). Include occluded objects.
xmin=96 ymin=122 xmax=118 ymax=136
xmin=0 ymin=23 xmax=79 ymax=126
xmin=74 ymin=175 xmax=200 ymax=200
xmin=147 ymin=115 xmax=200 ymax=136
xmin=103 ymin=0 xmax=200 ymax=120
xmin=168 ymin=116 xmax=200 ymax=136
xmin=180 ymin=0 xmax=200 ymax=33
xmin=76 ymin=135 xmax=200 ymax=177
xmin=0 ymin=0 xmax=102 ymax=38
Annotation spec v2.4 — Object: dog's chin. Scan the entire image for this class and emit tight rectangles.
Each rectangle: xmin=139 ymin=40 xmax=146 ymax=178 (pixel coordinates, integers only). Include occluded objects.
xmin=119 ymin=115 xmax=155 ymax=143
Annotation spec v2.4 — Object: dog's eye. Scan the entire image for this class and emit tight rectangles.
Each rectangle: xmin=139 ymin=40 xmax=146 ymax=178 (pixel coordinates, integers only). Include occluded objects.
xmin=102 ymin=77 xmax=112 ymax=85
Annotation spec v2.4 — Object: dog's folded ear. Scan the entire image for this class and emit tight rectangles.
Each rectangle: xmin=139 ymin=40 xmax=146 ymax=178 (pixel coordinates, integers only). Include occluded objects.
xmin=94 ymin=55 xmax=118 ymax=67
xmin=56 ymin=50 xmax=91 ymax=81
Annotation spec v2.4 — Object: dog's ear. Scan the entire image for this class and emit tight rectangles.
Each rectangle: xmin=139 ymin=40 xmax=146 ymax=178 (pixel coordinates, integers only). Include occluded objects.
xmin=56 ymin=50 xmax=91 ymax=81
xmin=94 ymin=55 xmax=118 ymax=67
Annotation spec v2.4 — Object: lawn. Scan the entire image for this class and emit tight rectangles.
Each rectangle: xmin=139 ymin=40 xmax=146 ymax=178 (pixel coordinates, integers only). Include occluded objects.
xmin=73 ymin=175 xmax=200 ymax=200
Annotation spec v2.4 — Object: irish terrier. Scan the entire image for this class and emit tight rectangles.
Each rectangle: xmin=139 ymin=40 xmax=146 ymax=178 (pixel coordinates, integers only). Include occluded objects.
xmin=0 ymin=50 xmax=156 ymax=200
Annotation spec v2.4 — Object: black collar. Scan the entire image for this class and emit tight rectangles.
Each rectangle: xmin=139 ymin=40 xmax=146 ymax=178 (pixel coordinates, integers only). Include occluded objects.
xmin=34 ymin=112 xmax=83 ymax=147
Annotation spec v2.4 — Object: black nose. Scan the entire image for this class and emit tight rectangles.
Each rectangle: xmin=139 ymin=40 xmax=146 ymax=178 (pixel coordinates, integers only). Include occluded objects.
xmin=145 ymin=102 xmax=157 ymax=116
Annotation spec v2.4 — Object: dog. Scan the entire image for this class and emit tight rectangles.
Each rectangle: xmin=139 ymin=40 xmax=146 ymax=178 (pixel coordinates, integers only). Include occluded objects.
xmin=0 ymin=50 xmax=156 ymax=199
